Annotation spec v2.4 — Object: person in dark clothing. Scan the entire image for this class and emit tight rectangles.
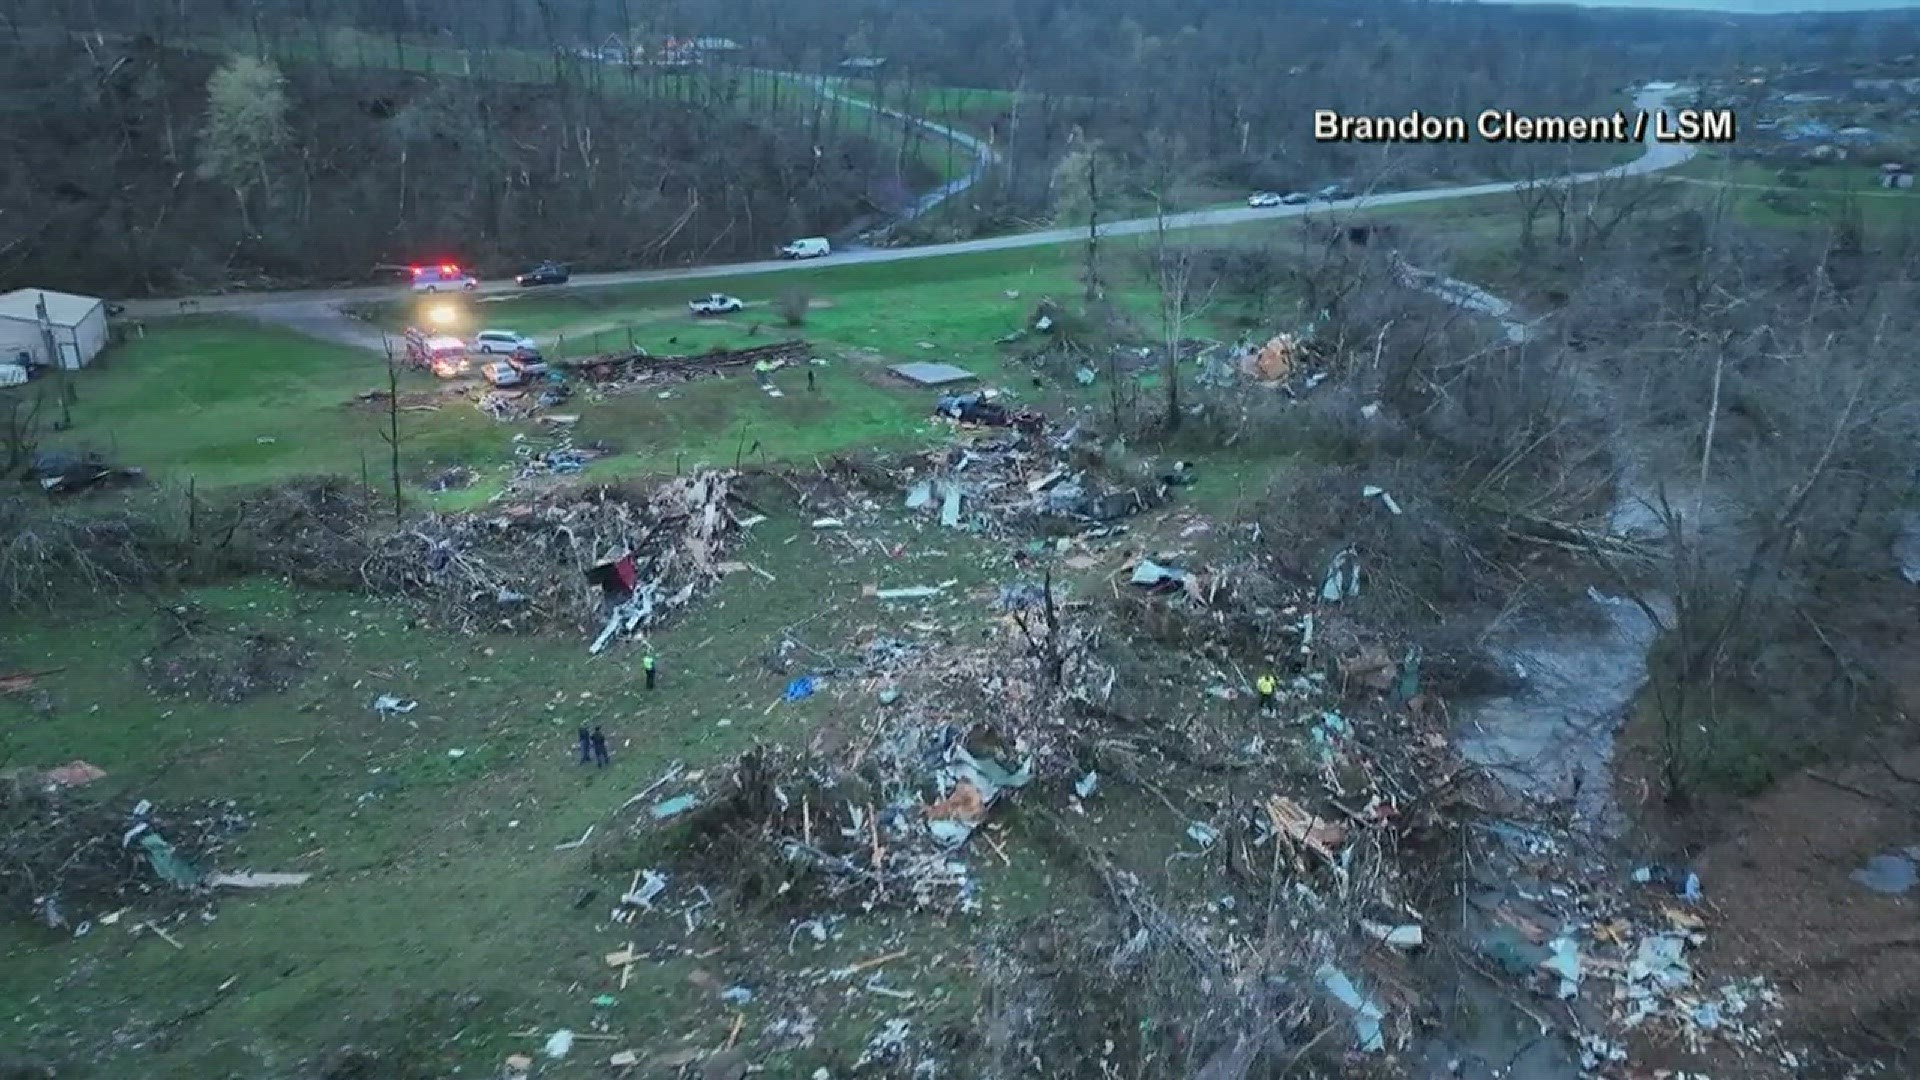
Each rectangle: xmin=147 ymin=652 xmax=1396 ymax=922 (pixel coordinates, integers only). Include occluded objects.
xmin=590 ymin=726 xmax=610 ymax=768
xmin=576 ymin=725 xmax=593 ymax=765
xmin=807 ymin=369 xmax=816 ymax=392
xmin=643 ymin=651 xmax=657 ymax=690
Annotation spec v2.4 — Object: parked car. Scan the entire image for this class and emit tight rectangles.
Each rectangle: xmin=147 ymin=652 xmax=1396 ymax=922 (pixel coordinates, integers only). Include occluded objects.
xmin=516 ymin=261 xmax=570 ymax=287
xmin=1314 ymin=184 xmax=1355 ymax=201
xmin=1280 ymin=192 xmax=1310 ymax=205
xmin=474 ymin=329 xmax=537 ymax=354
xmin=1248 ymin=192 xmax=1284 ymax=208
xmin=430 ymin=353 xmax=470 ymax=379
xmin=779 ymin=237 xmax=831 ymax=260
xmin=507 ymin=347 xmax=549 ymax=378
xmin=411 ymin=264 xmax=479 ymax=293
xmin=480 ymin=361 xmax=523 ymax=387
xmin=688 ymin=293 xmax=745 ymax=316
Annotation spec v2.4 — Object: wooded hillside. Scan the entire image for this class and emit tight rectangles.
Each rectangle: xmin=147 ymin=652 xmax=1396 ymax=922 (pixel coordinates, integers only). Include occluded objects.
xmin=0 ymin=40 xmax=923 ymax=296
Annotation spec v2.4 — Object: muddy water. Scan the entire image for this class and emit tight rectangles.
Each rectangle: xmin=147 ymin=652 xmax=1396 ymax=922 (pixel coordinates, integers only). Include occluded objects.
xmin=1456 ymin=588 xmax=1669 ymax=835
xmin=1389 ymin=258 xmax=1679 ymax=1078
xmin=1390 ymin=253 xmax=1672 ymax=834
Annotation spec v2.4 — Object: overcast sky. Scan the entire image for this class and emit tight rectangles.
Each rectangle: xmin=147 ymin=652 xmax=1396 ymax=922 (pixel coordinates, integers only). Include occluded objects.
xmin=1474 ymin=0 xmax=1920 ymax=11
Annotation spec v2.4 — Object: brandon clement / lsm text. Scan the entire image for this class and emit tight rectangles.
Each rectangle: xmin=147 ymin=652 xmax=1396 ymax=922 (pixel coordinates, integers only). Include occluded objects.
xmin=1314 ymin=108 xmax=1734 ymax=144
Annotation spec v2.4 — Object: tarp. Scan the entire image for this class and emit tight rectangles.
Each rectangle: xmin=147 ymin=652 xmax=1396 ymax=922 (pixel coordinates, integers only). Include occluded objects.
xmin=139 ymin=833 xmax=204 ymax=889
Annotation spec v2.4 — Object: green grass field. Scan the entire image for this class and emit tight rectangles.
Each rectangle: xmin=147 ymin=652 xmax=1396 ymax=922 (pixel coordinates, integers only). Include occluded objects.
xmin=25 ymin=321 xmax=503 ymax=490
xmin=32 ymin=237 xmax=1298 ymax=504
xmin=0 ymin=504 xmax=1061 ymax=1078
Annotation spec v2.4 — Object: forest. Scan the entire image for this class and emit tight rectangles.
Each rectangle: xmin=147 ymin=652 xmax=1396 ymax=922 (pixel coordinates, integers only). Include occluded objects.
xmin=7 ymin=0 xmax=1915 ymax=295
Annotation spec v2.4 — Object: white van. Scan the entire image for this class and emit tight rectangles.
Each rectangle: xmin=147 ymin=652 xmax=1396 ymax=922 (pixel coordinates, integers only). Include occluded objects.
xmin=779 ymin=237 xmax=831 ymax=260
xmin=410 ymin=264 xmax=479 ymax=292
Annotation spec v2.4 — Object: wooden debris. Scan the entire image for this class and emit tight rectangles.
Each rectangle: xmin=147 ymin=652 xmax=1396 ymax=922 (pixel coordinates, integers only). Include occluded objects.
xmin=205 ymin=871 xmax=312 ymax=888
xmin=1266 ymin=796 xmax=1349 ymax=861
xmin=553 ymin=825 xmax=596 ymax=851
xmin=841 ymin=949 xmax=909 ymax=977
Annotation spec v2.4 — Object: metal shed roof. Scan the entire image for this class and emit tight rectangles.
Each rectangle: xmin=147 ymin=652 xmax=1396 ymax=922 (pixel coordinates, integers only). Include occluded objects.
xmin=0 ymin=289 xmax=104 ymax=327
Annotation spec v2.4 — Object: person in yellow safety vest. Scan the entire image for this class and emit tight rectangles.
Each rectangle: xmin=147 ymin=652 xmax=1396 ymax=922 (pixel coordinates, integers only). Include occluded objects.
xmin=643 ymin=651 xmax=658 ymax=690
xmin=1255 ymin=673 xmax=1278 ymax=712
xmin=753 ymin=358 xmax=775 ymax=386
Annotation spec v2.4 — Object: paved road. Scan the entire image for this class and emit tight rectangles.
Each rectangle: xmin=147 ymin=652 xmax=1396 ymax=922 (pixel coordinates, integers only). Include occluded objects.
xmin=120 ymin=85 xmax=1696 ymax=319
xmin=803 ymin=76 xmax=1001 ymax=229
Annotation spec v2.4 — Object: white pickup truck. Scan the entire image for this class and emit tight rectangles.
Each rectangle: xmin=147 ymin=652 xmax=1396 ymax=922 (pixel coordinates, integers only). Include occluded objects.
xmin=688 ymin=293 xmax=745 ymax=316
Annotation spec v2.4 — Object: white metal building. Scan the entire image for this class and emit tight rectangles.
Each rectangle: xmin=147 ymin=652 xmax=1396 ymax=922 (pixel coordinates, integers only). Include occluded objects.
xmin=0 ymin=288 xmax=109 ymax=370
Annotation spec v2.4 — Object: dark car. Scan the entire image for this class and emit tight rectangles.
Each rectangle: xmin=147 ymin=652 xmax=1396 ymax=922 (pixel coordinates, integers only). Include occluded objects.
xmin=507 ymin=346 xmax=549 ymax=378
xmin=516 ymin=262 xmax=570 ymax=287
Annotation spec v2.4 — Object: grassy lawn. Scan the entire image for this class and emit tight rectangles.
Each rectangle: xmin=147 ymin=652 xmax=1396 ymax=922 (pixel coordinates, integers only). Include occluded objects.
xmin=35 ymin=236 xmax=1299 ymax=504
xmin=818 ymin=78 xmax=1075 ymax=132
xmin=19 ymin=320 xmax=503 ymax=491
xmin=0 ymin=502 xmax=1056 ymax=1078
xmin=1672 ymin=154 xmax=1893 ymax=191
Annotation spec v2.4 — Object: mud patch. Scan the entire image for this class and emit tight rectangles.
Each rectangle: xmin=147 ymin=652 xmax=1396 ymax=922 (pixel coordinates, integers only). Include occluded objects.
xmin=1689 ymin=745 xmax=1920 ymax=1057
xmin=140 ymin=607 xmax=308 ymax=704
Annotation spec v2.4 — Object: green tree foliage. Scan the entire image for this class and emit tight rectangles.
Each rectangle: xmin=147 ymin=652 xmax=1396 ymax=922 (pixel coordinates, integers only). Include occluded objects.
xmin=1049 ymin=137 xmax=1120 ymax=226
xmin=197 ymin=55 xmax=290 ymax=232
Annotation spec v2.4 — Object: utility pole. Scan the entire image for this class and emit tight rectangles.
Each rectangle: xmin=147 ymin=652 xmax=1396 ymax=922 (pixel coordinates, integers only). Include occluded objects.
xmin=35 ymin=292 xmax=72 ymax=430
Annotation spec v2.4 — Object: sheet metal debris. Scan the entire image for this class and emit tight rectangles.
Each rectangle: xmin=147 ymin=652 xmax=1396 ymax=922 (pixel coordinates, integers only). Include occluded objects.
xmin=650 ymin=794 xmax=701 ymax=820
xmin=888 ymin=362 xmax=977 ymax=386
xmin=1320 ymin=548 xmax=1362 ymax=602
xmin=1317 ymin=964 xmax=1386 ymax=1052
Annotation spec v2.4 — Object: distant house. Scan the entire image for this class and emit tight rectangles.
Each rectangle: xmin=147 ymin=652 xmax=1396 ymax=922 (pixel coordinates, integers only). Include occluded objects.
xmin=1836 ymin=125 xmax=1882 ymax=144
xmin=0 ymin=289 xmax=109 ymax=370
xmin=596 ymin=35 xmax=630 ymax=64
xmin=657 ymin=37 xmax=696 ymax=66
xmin=839 ymin=57 xmax=887 ymax=76
xmin=1882 ymin=163 xmax=1915 ymax=190
xmin=658 ymin=36 xmax=740 ymax=64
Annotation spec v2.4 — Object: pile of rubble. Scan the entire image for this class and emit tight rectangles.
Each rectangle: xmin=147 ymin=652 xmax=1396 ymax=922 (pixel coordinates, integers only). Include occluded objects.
xmin=569 ymin=340 xmax=812 ymax=392
xmin=480 ymin=379 xmax=573 ymax=423
xmin=635 ymin=605 xmax=1104 ymax=915
xmin=0 ymin=789 xmax=306 ymax=934
xmin=1463 ymin=819 xmax=1792 ymax=1075
xmin=810 ymin=424 xmax=1179 ymax=543
xmin=360 ymin=470 xmax=752 ymax=640
xmin=508 ymin=429 xmax=608 ymax=485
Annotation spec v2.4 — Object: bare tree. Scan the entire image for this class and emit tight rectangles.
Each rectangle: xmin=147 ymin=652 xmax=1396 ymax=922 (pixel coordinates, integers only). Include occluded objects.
xmin=379 ymin=343 xmax=404 ymax=525
xmin=1152 ymin=231 xmax=1213 ymax=432
xmin=1052 ymin=133 xmax=1117 ymax=303
xmin=2 ymin=390 xmax=43 ymax=478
